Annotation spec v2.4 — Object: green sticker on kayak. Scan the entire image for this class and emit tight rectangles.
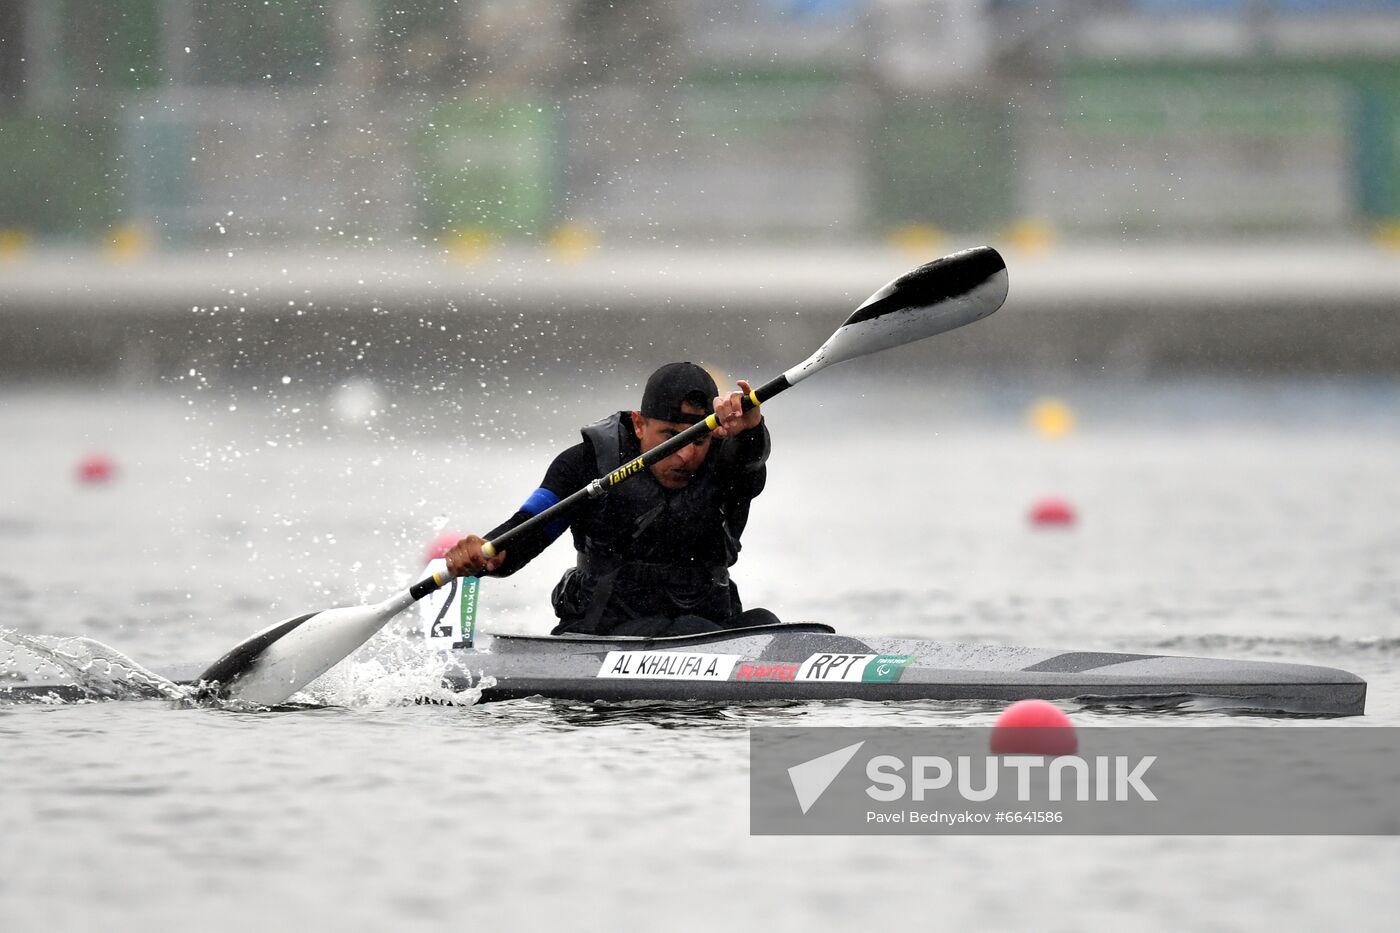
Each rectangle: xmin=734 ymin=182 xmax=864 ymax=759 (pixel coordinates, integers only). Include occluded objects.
xmin=459 ymin=576 xmax=480 ymax=649
xmin=862 ymin=655 xmax=912 ymax=683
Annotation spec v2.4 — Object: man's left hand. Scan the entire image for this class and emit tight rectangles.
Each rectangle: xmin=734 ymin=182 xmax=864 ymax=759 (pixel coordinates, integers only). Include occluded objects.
xmin=712 ymin=379 xmax=763 ymax=438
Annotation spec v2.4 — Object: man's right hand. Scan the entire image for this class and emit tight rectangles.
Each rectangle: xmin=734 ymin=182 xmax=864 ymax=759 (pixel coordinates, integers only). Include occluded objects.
xmin=445 ymin=535 xmax=506 ymax=577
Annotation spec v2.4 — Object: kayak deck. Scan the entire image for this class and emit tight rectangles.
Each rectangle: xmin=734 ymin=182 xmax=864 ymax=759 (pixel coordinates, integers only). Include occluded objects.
xmin=447 ymin=623 xmax=1367 ymax=716
xmin=1 ymin=623 xmax=1367 ymax=716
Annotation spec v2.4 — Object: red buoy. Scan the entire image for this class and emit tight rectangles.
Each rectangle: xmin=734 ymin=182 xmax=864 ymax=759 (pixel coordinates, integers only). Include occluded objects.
xmin=1029 ymin=497 xmax=1076 ymax=528
xmin=76 ymin=453 xmax=116 ymax=485
xmin=990 ymin=699 xmax=1078 ymax=755
xmin=424 ymin=532 xmax=464 ymax=562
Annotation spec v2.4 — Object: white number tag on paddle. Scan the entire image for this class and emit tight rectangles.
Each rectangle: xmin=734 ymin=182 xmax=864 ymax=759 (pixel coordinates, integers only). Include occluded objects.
xmin=416 ymin=558 xmax=480 ymax=650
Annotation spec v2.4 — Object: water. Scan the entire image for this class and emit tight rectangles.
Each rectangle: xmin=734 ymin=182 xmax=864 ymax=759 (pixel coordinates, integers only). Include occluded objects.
xmin=2 ymin=376 xmax=1399 ymax=931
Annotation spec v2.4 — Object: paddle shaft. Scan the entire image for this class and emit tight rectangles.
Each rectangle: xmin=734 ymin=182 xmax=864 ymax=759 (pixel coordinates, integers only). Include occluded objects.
xmin=204 ymin=247 xmax=1007 ymax=703
xmin=407 ymin=245 xmax=1011 ymax=602
xmin=487 ymin=374 xmax=784 ymax=553
xmin=405 ymin=379 xmax=781 ymax=602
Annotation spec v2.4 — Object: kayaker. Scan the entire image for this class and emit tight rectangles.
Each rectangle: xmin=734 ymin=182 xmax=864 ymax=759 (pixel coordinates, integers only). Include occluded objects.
xmin=444 ymin=362 xmax=780 ymax=637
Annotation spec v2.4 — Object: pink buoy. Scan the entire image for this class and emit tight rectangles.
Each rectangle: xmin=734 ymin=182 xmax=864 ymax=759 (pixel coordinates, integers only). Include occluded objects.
xmin=76 ymin=453 xmax=116 ymax=485
xmin=990 ymin=699 xmax=1078 ymax=755
xmin=424 ymin=531 xmax=465 ymax=562
xmin=1029 ymin=497 xmax=1076 ymax=528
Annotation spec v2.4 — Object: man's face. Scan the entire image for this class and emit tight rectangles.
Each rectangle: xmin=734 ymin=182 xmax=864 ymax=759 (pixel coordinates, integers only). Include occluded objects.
xmin=631 ymin=403 xmax=711 ymax=490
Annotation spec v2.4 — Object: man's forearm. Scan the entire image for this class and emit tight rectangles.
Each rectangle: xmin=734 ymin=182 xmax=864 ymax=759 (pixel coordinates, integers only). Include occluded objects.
xmin=481 ymin=510 xmax=554 ymax=576
xmin=729 ymin=421 xmax=770 ymax=472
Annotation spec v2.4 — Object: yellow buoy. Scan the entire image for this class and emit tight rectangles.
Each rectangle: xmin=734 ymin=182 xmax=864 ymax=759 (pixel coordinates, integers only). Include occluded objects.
xmin=886 ymin=223 xmax=945 ymax=258
xmin=0 ymin=228 xmax=32 ymax=262
xmin=547 ymin=223 xmax=599 ymax=261
xmin=106 ymin=223 xmax=152 ymax=261
xmin=700 ymin=363 xmax=730 ymax=395
xmin=1029 ymin=397 xmax=1075 ymax=438
xmin=1004 ymin=218 xmax=1056 ymax=253
xmin=447 ymin=226 xmax=495 ymax=263
xmin=1374 ymin=221 xmax=1400 ymax=251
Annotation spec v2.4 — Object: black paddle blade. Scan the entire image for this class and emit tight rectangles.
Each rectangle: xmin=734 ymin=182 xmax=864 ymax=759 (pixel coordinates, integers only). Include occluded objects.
xmin=196 ymin=612 xmax=316 ymax=695
xmin=845 ymin=245 xmax=1007 ymax=329
xmin=781 ymin=246 xmax=1008 ymax=384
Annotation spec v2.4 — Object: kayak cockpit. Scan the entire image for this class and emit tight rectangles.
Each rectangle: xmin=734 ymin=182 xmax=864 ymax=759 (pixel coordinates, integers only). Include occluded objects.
xmin=485 ymin=621 xmax=837 ymax=653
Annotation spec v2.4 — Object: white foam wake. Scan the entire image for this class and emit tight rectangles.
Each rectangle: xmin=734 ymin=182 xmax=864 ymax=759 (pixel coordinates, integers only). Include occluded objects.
xmin=0 ymin=629 xmax=189 ymax=702
xmin=1 ymin=623 xmax=488 ymax=710
xmin=287 ymin=621 xmax=490 ymax=708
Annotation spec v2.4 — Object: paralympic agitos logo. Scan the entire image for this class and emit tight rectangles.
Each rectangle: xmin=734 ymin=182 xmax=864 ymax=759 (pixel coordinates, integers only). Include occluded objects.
xmin=788 ymin=742 xmax=1157 ymax=814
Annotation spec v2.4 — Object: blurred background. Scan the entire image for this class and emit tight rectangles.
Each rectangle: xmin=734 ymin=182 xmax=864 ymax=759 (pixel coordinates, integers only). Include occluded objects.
xmin=3 ymin=12 xmax=1399 ymax=930
xmin=4 ymin=0 xmax=1400 ymax=244
xmin=1 ymin=0 xmax=1398 ymax=382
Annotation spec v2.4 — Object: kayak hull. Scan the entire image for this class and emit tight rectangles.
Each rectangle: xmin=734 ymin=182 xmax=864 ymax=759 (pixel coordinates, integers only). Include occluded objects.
xmin=2 ymin=623 xmax=1367 ymax=716
xmin=447 ymin=624 xmax=1367 ymax=716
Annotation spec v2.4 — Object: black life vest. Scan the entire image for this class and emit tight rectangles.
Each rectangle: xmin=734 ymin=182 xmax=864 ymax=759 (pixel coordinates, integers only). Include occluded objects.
xmin=551 ymin=411 xmax=745 ymax=634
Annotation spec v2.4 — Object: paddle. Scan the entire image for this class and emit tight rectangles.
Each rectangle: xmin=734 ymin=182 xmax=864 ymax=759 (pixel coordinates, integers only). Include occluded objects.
xmin=199 ymin=246 xmax=1009 ymax=706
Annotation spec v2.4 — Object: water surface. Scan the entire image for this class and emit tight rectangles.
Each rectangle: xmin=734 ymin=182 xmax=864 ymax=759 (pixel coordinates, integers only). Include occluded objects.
xmin=2 ymin=377 xmax=1397 ymax=931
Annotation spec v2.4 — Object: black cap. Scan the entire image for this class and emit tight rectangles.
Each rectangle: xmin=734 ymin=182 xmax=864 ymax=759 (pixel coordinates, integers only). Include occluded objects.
xmin=639 ymin=362 xmax=718 ymax=424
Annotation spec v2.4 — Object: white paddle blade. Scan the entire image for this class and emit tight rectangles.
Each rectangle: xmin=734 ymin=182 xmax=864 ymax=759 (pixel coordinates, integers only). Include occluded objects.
xmin=784 ymin=246 xmax=1008 ymax=384
xmin=214 ymin=590 xmax=414 ymax=706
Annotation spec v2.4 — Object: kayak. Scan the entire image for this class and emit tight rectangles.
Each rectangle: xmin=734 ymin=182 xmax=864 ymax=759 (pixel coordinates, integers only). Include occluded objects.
xmin=434 ymin=622 xmax=1366 ymax=716
xmin=0 ymin=621 xmax=1366 ymax=715
xmin=8 ymin=248 xmax=1364 ymax=717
